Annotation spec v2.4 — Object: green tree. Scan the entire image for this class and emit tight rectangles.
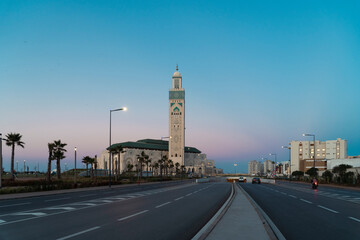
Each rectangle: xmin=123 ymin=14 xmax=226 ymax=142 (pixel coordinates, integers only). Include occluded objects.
xmin=145 ymin=157 xmax=152 ymax=178
xmin=175 ymin=162 xmax=180 ymax=175
xmin=322 ymin=170 xmax=333 ymax=183
xmin=46 ymin=143 xmax=55 ymax=181
xmin=53 ymin=140 xmax=67 ymax=180
xmin=136 ymin=151 xmax=147 ymax=179
xmin=5 ymin=133 xmax=25 ymax=180
xmin=332 ymin=164 xmax=353 ymax=183
xmin=306 ymin=167 xmax=319 ymax=178
xmin=126 ymin=163 xmax=134 ymax=172
xmin=113 ymin=146 xmax=125 ymax=176
xmin=82 ymin=156 xmax=92 ymax=177
xmin=153 ymin=162 xmax=159 ymax=176
xmin=292 ymin=171 xmax=304 ymax=180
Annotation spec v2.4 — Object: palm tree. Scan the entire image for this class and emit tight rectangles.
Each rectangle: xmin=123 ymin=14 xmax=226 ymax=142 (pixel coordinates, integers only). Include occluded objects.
xmin=82 ymin=156 xmax=92 ymax=177
xmin=153 ymin=162 xmax=159 ymax=176
xmin=145 ymin=157 xmax=152 ymax=178
xmin=5 ymin=133 xmax=25 ymax=180
xmin=157 ymin=158 xmax=164 ymax=178
xmin=175 ymin=162 xmax=180 ymax=176
xmin=136 ymin=151 xmax=147 ymax=179
xmin=168 ymin=159 xmax=174 ymax=176
xmin=113 ymin=146 xmax=125 ymax=176
xmin=126 ymin=163 xmax=134 ymax=172
xmin=53 ymin=140 xmax=67 ymax=180
xmin=46 ymin=143 xmax=55 ymax=181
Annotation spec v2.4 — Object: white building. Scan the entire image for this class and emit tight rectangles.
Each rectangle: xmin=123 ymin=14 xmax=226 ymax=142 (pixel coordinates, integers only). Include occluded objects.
xmin=290 ymin=138 xmax=347 ymax=173
xmin=263 ymin=160 xmax=275 ymax=175
xmin=97 ymin=68 xmax=222 ymax=176
xmin=248 ymin=160 xmax=263 ymax=176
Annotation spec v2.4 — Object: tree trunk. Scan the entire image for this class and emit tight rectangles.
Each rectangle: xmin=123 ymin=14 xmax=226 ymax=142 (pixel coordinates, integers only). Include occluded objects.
xmin=11 ymin=144 xmax=15 ymax=180
xmin=47 ymin=156 xmax=51 ymax=182
xmin=57 ymin=159 xmax=61 ymax=179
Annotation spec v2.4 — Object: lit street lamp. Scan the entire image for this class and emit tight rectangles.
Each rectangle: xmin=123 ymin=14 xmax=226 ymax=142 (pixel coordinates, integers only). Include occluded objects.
xmin=282 ymin=145 xmax=291 ymax=180
xmin=303 ymin=133 xmax=316 ymax=168
xmin=109 ymin=107 xmax=127 ymax=188
xmin=234 ymin=163 xmax=237 ymax=174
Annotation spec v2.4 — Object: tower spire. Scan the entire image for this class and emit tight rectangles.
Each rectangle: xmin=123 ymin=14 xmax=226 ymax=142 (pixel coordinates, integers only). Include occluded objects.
xmin=176 ymin=64 xmax=178 ymax=71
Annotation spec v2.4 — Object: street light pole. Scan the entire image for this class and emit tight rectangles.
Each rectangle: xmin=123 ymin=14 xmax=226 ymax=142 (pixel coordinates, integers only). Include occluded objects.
xmin=282 ymin=145 xmax=291 ymax=180
xmin=74 ymin=147 xmax=77 ymax=183
xmin=109 ymin=107 xmax=127 ymax=188
xmin=24 ymin=160 xmax=26 ymax=173
xmin=303 ymin=133 xmax=316 ymax=169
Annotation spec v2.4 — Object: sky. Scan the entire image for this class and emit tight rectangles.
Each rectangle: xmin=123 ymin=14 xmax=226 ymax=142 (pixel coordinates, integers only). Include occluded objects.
xmin=1 ymin=0 xmax=360 ymax=173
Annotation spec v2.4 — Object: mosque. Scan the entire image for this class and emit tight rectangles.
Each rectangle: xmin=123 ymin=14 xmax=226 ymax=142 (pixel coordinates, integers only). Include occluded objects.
xmin=97 ymin=67 xmax=222 ymax=177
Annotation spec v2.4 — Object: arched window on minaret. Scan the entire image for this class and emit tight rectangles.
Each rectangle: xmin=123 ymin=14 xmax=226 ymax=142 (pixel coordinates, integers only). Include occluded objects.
xmin=174 ymin=79 xmax=179 ymax=88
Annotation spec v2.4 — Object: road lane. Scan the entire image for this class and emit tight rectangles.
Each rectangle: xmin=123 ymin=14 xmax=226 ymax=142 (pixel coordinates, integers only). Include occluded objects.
xmin=241 ymin=182 xmax=360 ymax=239
xmin=0 ymin=182 xmax=231 ymax=240
xmin=0 ymin=180 xmax=192 ymax=215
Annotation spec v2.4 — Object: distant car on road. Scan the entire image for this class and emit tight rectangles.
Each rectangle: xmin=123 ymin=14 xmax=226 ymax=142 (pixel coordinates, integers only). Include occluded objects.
xmin=252 ymin=177 xmax=261 ymax=184
xmin=239 ymin=176 xmax=247 ymax=183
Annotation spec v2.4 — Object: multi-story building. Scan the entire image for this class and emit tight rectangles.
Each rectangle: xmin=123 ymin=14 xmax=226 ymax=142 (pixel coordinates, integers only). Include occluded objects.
xmin=263 ymin=159 xmax=275 ymax=175
xmin=248 ymin=160 xmax=263 ymax=176
xmin=290 ymin=138 xmax=347 ymax=173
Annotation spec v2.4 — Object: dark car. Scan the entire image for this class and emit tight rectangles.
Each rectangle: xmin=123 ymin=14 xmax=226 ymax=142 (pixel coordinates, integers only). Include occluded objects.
xmin=252 ymin=177 xmax=261 ymax=184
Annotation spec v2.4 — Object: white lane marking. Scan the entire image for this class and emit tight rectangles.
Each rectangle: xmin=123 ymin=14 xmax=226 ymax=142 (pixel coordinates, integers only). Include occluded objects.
xmin=275 ymin=190 xmax=279 ymax=192
xmin=107 ymin=197 xmax=126 ymax=200
xmin=155 ymin=202 xmax=171 ymax=208
xmin=289 ymin=195 xmax=297 ymax=198
xmin=280 ymin=192 xmax=287 ymax=195
xmin=118 ymin=210 xmax=149 ymax=221
xmin=0 ymin=219 xmax=6 ymax=224
xmin=80 ymin=194 xmax=96 ymax=197
xmin=175 ymin=196 xmax=184 ymax=201
xmin=300 ymin=199 xmax=312 ymax=204
xmin=46 ymin=207 xmax=75 ymax=211
xmin=0 ymin=202 xmax=31 ymax=208
xmin=57 ymin=226 xmax=100 ymax=240
xmin=14 ymin=212 xmax=47 ymax=216
xmin=70 ymin=203 xmax=96 ymax=206
xmin=186 ymin=193 xmax=192 ymax=196
xmin=348 ymin=216 xmax=360 ymax=223
xmin=318 ymin=205 xmax=338 ymax=213
xmin=45 ymin=197 xmax=70 ymax=202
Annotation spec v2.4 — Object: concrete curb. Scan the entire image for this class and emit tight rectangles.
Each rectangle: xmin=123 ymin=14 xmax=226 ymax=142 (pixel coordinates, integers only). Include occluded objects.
xmin=238 ymin=184 xmax=286 ymax=240
xmin=192 ymin=183 xmax=235 ymax=240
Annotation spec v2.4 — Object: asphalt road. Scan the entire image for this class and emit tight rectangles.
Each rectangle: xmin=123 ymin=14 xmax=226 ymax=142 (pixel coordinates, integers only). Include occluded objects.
xmin=240 ymin=181 xmax=360 ymax=240
xmin=0 ymin=181 xmax=231 ymax=240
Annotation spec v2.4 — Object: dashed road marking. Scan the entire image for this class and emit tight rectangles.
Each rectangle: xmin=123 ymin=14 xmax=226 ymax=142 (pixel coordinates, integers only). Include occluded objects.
xmin=155 ymin=202 xmax=171 ymax=208
xmin=0 ymin=219 xmax=6 ymax=224
xmin=14 ymin=212 xmax=47 ymax=217
xmin=118 ymin=210 xmax=149 ymax=221
xmin=186 ymin=193 xmax=192 ymax=196
xmin=348 ymin=216 xmax=360 ymax=223
xmin=300 ymin=199 xmax=312 ymax=204
xmin=175 ymin=196 xmax=184 ymax=201
xmin=289 ymin=195 xmax=297 ymax=198
xmin=46 ymin=207 xmax=75 ymax=211
xmin=0 ymin=202 xmax=31 ymax=208
xmin=318 ymin=205 xmax=338 ymax=213
xmin=280 ymin=192 xmax=287 ymax=195
xmin=57 ymin=226 xmax=100 ymax=240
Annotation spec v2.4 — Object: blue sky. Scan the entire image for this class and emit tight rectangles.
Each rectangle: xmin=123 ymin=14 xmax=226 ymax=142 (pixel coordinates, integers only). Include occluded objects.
xmin=1 ymin=0 xmax=360 ymax=173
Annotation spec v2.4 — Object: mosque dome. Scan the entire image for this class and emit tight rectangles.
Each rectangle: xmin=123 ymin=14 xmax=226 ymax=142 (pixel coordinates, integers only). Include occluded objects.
xmin=173 ymin=71 xmax=182 ymax=77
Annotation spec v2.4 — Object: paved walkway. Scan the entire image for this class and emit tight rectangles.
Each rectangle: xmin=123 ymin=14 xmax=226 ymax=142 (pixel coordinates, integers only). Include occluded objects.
xmin=206 ymin=184 xmax=272 ymax=240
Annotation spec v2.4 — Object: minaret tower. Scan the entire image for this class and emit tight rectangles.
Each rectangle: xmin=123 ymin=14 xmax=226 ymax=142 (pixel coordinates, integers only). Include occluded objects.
xmin=169 ymin=65 xmax=185 ymax=166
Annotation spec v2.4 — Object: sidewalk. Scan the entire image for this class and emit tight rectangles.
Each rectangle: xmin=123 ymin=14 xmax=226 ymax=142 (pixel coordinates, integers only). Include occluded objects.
xmin=206 ymin=184 xmax=273 ymax=240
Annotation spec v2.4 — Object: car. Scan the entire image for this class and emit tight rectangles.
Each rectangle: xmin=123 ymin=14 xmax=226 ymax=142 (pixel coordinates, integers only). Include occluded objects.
xmin=252 ymin=177 xmax=261 ymax=184
xmin=239 ymin=176 xmax=247 ymax=183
